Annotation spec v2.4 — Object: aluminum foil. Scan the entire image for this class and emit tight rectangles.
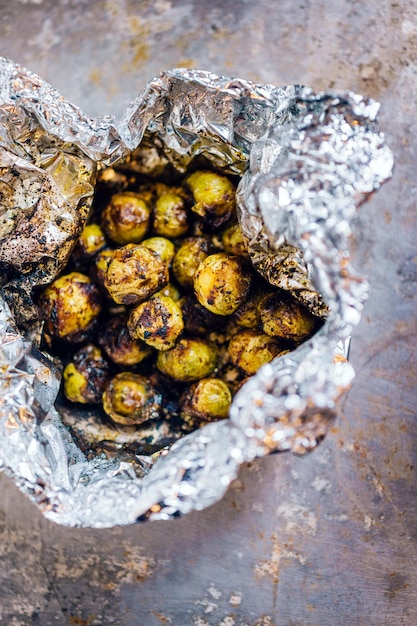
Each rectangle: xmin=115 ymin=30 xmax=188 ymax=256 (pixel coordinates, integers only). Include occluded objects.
xmin=0 ymin=57 xmax=393 ymax=527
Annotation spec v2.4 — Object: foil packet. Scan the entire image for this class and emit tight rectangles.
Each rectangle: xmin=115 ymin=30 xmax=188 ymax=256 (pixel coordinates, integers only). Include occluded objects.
xmin=0 ymin=57 xmax=393 ymax=527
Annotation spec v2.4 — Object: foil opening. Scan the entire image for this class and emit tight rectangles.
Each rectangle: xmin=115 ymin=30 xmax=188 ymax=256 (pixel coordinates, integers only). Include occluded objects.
xmin=0 ymin=58 xmax=393 ymax=527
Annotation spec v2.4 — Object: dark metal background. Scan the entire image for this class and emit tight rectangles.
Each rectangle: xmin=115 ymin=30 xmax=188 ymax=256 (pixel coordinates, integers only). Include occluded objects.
xmin=0 ymin=1 xmax=416 ymax=624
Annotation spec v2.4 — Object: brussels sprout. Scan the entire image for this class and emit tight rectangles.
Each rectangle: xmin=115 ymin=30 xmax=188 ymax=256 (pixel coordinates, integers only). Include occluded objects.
xmin=227 ymin=329 xmax=287 ymax=375
xmin=104 ymin=244 xmax=169 ymax=305
xmin=180 ymin=377 xmax=232 ymax=428
xmin=63 ymin=344 xmax=111 ymax=404
xmin=193 ymin=253 xmax=251 ymax=316
xmin=90 ymin=247 xmax=115 ymax=286
xmin=141 ymin=236 xmax=175 ymax=266
xmin=96 ymin=167 xmax=129 ymax=192
xmin=156 ymin=337 xmax=218 ymax=382
xmin=136 ymin=181 xmax=171 ymax=204
xmin=233 ymin=285 xmax=273 ymax=329
xmin=128 ymin=295 xmax=184 ymax=351
xmin=180 ymin=295 xmax=223 ymax=336
xmin=102 ymin=372 xmax=161 ymax=426
xmin=221 ymin=222 xmax=249 ymax=257
xmin=259 ymin=292 xmax=318 ymax=343
xmin=101 ymin=192 xmax=151 ymax=245
xmin=172 ymin=236 xmax=210 ymax=289
xmin=71 ymin=223 xmax=107 ymax=267
xmin=97 ymin=314 xmax=153 ymax=366
xmin=39 ymin=272 xmax=102 ymax=342
xmin=152 ymin=192 xmax=189 ymax=238
xmin=184 ymin=170 xmax=236 ymax=229
xmin=154 ymin=282 xmax=182 ymax=302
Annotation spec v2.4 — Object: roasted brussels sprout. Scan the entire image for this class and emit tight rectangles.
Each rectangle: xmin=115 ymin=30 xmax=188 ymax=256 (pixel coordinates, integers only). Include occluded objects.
xmin=180 ymin=377 xmax=232 ymax=428
xmin=259 ymin=292 xmax=319 ymax=343
xmin=96 ymin=167 xmax=129 ymax=192
xmin=221 ymin=222 xmax=249 ymax=257
xmin=141 ymin=236 xmax=175 ymax=266
xmin=233 ymin=285 xmax=271 ymax=329
xmin=156 ymin=337 xmax=218 ymax=383
xmin=102 ymin=372 xmax=162 ymax=426
xmin=185 ymin=170 xmax=236 ymax=229
xmin=97 ymin=314 xmax=153 ymax=366
xmin=71 ymin=223 xmax=107 ymax=267
xmin=63 ymin=344 xmax=111 ymax=404
xmin=154 ymin=282 xmax=182 ymax=302
xmin=152 ymin=191 xmax=189 ymax=238
xmin=180 ymin=295 xmax=223 ymax=336
xmin=128 ymin=294 xmax=184 ymax=351
xmin=227 ymin=329 xmax=288 ymax=375
xmin=193 ymin=253 xmax=252 ymax=316
xmin=172 ymin=236 xmax=210 ymax=289
xmin=104 ymin=244 xmax=169 ymax=305
xmin=39 ymin=272 xmax=102 ymax=342
xmin=101 ymin=192 xmax=151 ymax=245
xmin=90 ymin=247 xmax=115 ymax=286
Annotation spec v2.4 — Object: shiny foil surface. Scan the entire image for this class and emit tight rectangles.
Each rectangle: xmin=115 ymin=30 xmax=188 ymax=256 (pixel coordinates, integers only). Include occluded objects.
xmin=0 ymin=57 xmax=393 ymax=527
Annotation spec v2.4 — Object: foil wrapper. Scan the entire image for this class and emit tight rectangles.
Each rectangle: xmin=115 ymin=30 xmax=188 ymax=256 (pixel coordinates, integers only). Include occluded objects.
xmin=0 ymin=57 xmax=393 ymax=527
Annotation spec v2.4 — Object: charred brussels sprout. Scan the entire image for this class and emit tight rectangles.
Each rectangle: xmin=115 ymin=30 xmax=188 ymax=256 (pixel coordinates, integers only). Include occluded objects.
xmin=221 ymin=222 xmax=249 ymax=257
xmin=152 ymin=192 xmax=189 ymax=238
xmin=97 ymin=314 xmax=153 ymax=366
xmin=154 ymin=282 xmax=182 ymax=301
xmin=71 ymin=223 xmax=107 ymax=266
xmin=101 ymin=192 xmax=151 ymax=245
xmin=141 ymin=236 xmax=175 ymax=266
xmin=233 ymin=285 xmax=272 ymax=329
xmin=185 ymin=170 xmax=236 ymax=229
xmin=180 ymin=295 xmax=223 ymax=336
xmin=39 ymin=272 xmax=102 ymax=342
xmin=91 ymin=248 xmax=115 ymax=286
xmin=180 ymin=377 xmax=232 ymax=428
xmin=156 ymin=337 xmax=218 ymax=383
xmin=172 ymin=236 xmax=210 ymax=289
xmin=96 ymin=167 xmax=129 ymax=192
xmin=228 ymin=329 xmax=288 ymax=375
xmin=193 ymin=253 xmax=251 ymax=316
xmin=63 ymin=344 xmax=111 ymax=404
xmin=128 ymin=295 xmax=184 ymax=351
xmin=102 ymin=372 xmax=161 ymax=426
xmin=104 ymin=244 xmax=169 ymax=305
xmin=260 ymin=292 xmax=319 ymax=343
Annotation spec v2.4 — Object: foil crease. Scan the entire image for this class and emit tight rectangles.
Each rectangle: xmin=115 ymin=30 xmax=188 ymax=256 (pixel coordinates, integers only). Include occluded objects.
xmin=0 ymin=57 xmax=393 ymax=527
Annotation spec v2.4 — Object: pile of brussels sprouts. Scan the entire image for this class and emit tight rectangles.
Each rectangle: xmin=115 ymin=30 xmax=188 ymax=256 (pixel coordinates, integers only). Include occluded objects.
xmin=37 ymin=167 xmax=321 ymax=435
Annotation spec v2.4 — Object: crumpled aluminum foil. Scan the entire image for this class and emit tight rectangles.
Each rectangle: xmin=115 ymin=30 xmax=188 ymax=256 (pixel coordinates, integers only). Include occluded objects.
xmin=0 ymin=57 xmax=393 ymax=527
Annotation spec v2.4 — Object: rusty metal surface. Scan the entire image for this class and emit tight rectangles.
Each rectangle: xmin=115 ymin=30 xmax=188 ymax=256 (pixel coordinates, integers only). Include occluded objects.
xmin=0 ymin=1 xmax=416 ymax=625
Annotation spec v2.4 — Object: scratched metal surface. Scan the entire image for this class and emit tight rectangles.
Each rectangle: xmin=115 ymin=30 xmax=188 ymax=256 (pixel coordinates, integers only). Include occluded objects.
xmin=0 ymin=1 xmax=416 ymax=625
